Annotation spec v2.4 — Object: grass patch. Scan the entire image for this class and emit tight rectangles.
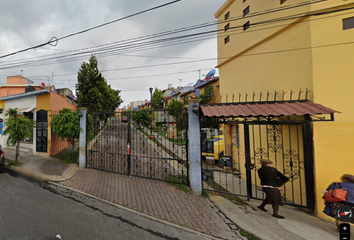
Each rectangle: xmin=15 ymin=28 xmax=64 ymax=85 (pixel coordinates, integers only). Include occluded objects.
xmin=167 ymin=175 xmax=190 ymax=193
xmin=8 ymin=161 xmax=19 ymax=167
xmin=204 ymin=181 xmax=246 ymax=206
xmin=202 ymin=191 xmax=209 ymax=198
xmin=137 ymin=127 xmax=159 ymax=144
xmin=240 ymin=229 xmax=262 ymax=240
xmin=63 ymin=151 xmax=79 ymax=163
xmin=221 ymin=193 xmax=246 ymax=206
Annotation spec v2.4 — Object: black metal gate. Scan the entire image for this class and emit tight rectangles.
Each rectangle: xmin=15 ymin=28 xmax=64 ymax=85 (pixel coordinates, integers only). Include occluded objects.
xmin=86 ymin=109 xmax=189 ymax=185
xmin=201 ymin=120 xmax=314 ymax=210
xmin=244 ymin=122 xmax=314 ymax=210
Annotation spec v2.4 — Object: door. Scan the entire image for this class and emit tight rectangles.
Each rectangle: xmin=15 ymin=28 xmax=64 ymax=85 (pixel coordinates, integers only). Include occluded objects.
xmin=244 ymin=123 xmax=313 ymax=209
xmin=36 ymin=122 xmax=48 ymax=152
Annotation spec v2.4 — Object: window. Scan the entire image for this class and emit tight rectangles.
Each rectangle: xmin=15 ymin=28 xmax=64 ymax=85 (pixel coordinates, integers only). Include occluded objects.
xmin=243 ymin=6 xmax=250 ymax=17
xmin=224 ymin=23 xmax=230 ymax=31
xmin=225 ymin=11 xmax=230 ymax=20
xmin=243 ymin=21 xmax=250 ymax=31
xmin=224 ymin=36 xmax=230 ymax=44
xmin=343 ymin=17 xmax=354 ymax=30
xmin=280 ymin=0 xmax=287 ymax=4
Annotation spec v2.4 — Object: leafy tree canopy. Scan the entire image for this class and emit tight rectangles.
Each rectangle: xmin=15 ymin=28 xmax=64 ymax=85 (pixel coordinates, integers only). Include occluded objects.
xmin=167 ymin=99 xmax=186 ymax=130
xmin=51 ymin=108 xmax=94 ymax=151
xmin=151 ymin=88 xmax=164 ymax=110
xmin=76 ymin=55 xmax=123 ymax=113
xmin=51 ymin=108 xmax=81 ymax=141
xmin=199 ymin=86 xmax=213 ymax=104
xmin=3 ymin=108 xmax=34 ymax=163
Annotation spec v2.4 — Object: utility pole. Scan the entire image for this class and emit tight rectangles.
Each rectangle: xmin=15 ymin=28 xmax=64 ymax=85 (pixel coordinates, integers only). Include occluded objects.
xmin=198 ymin=70 xmax=201 ymax=80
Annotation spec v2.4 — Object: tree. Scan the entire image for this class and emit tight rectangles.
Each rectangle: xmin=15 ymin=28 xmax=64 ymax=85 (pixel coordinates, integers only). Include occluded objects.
xmin=51 ymin=108 xmax=81 ymax=153
xmin=76 ymin=55 xmax=106 ymax=112
xmin=199 ymin=86 xmax=213 ymax=104
xmin=151 ymin=88 xmax=164 ymax=110
xmin=167 ymin=99 xmax=187 ymax=130
xmin=52 ymin=108 xmax=94 ymax=152
xmin=3 ymin=108 xmax=34 ymax=164
xmin=76 ymin=55 xmax=123 ymax=131
xmin=131 ymin=111 xmax=151 ymax=127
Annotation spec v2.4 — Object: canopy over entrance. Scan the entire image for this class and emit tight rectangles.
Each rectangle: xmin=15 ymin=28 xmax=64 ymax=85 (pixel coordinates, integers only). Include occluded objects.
xmin=200 ymin=101 xmax=339 ymax=122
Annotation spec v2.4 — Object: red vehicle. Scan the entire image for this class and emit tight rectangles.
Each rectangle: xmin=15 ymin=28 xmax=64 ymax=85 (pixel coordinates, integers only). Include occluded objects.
xmin=121 ymin=116 xmax=128 ymax=122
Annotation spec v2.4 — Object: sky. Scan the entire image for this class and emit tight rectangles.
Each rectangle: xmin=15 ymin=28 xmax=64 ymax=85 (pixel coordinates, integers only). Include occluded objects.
xmin=0 ymin=0 xmax=225 ymax=108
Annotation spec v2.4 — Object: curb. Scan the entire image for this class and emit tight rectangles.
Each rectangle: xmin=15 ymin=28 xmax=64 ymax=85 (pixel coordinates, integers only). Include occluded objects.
xmin=6 ymin=163 xmax=79 ymax=182
xmin=209 ymin=195 xmax=284 ymax=240
xmin=50 ymin=182 xmax=220 ymax=240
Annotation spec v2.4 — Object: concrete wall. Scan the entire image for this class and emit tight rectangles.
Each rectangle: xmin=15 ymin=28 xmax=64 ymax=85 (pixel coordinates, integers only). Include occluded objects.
xmin=309 ymin=1 xmax=354 ymax=218
xmin=6 ymin=75 xmax=31 ymax=84
xmin=215 ymin=0 xmax=354 ymax=217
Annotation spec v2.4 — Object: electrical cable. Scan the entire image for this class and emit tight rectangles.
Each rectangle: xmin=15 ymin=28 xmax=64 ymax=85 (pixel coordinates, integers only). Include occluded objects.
xmin=0 ymin=0 xmax=182 ymax=59
xmin=1 ymin=4 xmax=352 ymax=72
xmin=0 ymin=0 xmax=328 ymax=65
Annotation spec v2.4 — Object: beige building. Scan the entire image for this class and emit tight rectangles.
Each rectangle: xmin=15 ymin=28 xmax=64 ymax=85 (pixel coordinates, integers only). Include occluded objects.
xmin=213 ymin=0 xmax=354 ymax=218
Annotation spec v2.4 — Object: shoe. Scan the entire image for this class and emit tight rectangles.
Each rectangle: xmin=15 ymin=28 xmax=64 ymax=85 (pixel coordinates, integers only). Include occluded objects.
xmin=257 ymin=206 xmax=267 ymax=212
xmin=272 ymin=214 xmax=285 ymax=219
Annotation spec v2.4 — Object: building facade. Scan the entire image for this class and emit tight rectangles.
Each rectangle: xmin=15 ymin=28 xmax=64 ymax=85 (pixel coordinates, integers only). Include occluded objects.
xmin=0 ymin=85 xmax=77 ymax=157
xmin=215 ymin=0 xmax=354 ymax=218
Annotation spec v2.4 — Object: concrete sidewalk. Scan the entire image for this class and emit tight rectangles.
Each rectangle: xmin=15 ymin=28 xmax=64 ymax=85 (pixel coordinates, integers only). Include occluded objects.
xmin=210 ymin=195 xmax=353 ymax=240
xmin=4 ymin=151 xmax=78 ymax=181
xmin=60 ymin=168 xmax=245 ymax=239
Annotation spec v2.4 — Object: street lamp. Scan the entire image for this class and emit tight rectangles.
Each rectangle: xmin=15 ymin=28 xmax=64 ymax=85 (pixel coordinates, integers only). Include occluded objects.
xmin=149 ymin=87 xmax=153 ymax=139
xmin=149 ymin=87 xmax=153 ymax=108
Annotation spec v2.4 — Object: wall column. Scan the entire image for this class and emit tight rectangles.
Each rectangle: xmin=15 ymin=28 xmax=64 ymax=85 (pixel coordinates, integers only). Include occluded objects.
xmin=188 ymin=99 xmax=202 ymax=194
xmin=79 ymin=108 xmax=88 ymax=168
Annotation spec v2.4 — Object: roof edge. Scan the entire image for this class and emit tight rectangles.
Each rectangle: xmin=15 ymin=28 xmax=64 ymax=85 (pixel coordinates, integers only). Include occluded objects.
xmin=215 ymin=0 xmax=235 ymax=18
xmin=0 ymin=89 xmax=51 ymax=101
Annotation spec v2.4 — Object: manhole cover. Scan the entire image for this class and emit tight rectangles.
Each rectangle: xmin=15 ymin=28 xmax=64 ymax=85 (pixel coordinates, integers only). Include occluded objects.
xmin=48 ymin=164 xmax=65 ymax=170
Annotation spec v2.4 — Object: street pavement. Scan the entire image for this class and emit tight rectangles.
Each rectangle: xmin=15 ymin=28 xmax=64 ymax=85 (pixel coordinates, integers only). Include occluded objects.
xmin=61 ymin=168 xmax=243 ymax=239
xmin=0 ymin=168 xmax=220 ymax=240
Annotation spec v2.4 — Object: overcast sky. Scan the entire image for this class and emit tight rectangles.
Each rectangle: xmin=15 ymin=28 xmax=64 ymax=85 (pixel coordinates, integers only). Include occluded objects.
xmin=0 ymin=0 xmax=225 ymax=108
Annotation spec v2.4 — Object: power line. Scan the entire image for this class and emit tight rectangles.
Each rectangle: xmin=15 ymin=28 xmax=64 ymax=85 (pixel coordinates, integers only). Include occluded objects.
xmin=0 ymin=0 xmax=182 ymax=59
xmin=29 ymin=68 xmax=212 ymax=82
xmin=2 ymin=4 xmax=352 ymax=73
xmin=0 ymin=0 xmax=327 ymax=66
xmin=29 ymin=37 xmax=354 ymax=82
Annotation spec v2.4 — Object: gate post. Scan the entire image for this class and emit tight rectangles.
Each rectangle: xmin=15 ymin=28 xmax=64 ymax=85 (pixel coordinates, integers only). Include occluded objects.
xmin=79 ymin=107 xmax=88 ymax=168
xmin=188 ymin=99 xmax=202 ymax=195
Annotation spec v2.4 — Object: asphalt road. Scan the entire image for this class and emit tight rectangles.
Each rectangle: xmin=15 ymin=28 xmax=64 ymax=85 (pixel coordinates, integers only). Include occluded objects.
xmin=0 ymin=168 xmax=210 ymax=240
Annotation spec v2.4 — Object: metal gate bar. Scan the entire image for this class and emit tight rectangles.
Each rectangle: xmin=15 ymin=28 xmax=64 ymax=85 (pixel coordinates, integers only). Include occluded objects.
xmin=86 ymin=109 xmax=189 ymax=185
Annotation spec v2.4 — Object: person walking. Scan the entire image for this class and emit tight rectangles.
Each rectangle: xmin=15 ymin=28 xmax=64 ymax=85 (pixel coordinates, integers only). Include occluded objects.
xmin=257 ymin=160 xmax=289 ymax=219
xmin=323 ymin=174 xmax=354 ymax=231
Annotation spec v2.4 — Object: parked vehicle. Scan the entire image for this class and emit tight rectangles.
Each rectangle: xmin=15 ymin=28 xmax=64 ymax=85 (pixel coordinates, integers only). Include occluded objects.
xmin=0 ymin=146 xmax=4 ymax=167
xmin=202 ymin=135 xmax=224 ymax=160
xmin=121 ymin=116 xmax=128 ymax=122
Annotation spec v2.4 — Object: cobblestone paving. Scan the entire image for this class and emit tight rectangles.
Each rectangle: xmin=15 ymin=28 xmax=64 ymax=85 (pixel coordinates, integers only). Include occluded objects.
xmin=61 ymin=169 xmax=243 ymax=239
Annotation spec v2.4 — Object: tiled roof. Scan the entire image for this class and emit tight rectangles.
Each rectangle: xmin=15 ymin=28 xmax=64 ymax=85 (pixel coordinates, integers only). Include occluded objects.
xmin=200 ymin=101 xmax=339 ymax=118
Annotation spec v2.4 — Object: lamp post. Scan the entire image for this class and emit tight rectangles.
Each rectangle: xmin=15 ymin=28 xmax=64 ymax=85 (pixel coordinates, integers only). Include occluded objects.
xmin=149 ymin=87 xmax=153 ymax=108
xmin=149 ymin=87 xmax=153 ymax=139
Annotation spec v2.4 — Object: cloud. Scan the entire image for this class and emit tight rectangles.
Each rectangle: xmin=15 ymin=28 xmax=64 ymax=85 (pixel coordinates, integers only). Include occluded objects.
xmin=0 ymin=0 xmax=225 ymax=107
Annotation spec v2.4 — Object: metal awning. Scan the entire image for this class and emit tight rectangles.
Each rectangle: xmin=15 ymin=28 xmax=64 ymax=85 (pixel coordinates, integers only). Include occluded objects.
xmin=18 ymin=108 xmax=35 ymax=115
xmin=200 ymin=101 xmax=339 ymax=121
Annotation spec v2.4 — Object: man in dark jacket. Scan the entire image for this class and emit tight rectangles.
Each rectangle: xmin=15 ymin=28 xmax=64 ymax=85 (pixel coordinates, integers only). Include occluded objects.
xmin=257 ymin=160 xmax=289 ymax=219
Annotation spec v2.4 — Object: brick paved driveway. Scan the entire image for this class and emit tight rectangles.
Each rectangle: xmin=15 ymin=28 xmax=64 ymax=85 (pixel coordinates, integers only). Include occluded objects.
xmin=61 ymin=169 xmax=242 ymax=239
